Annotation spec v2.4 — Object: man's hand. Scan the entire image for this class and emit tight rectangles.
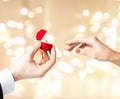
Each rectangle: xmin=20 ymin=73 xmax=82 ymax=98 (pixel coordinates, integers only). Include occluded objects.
xmin=9 ymin=42 xmax=56 ymax=81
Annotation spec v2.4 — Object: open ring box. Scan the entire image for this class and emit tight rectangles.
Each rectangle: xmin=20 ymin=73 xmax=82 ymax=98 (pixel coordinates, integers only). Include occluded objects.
xmin=36 ymin=29 xmax=53 ymax=51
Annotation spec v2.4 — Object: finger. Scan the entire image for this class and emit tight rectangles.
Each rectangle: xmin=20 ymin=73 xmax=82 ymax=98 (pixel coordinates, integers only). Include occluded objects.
xmin=30 ymin=42 xmax=41 ymax=61
xmin=40 ymin=46 xmax=56 ymax=72
xmin=75 ymin=48 xmax=87 ymax=55
xmin=40 ymin=50 xmax=50 ymax=64
xmin=75 ymin=47 xmax=91 ymax=57
xmin=65 ymin=37 xmax=91 ymax=46
xmin=65 ymin=43 xmax=79 ymax=51
xmin=79 ymin=43 xmax=91 ymax=48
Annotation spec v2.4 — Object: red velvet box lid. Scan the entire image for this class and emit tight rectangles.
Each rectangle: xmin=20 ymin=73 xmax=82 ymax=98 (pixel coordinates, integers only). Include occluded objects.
xmin=36 ymin=29 xmax=47 ymax=40
xmin=36 ymin=29 xmax=53 ymax=51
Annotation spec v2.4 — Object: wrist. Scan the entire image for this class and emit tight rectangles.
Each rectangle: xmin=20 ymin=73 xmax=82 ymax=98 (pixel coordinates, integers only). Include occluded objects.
xmin=108 ymin=50 xmax=120 ymax=66
xmin=8 ymin=67 xmax=20 ymax=82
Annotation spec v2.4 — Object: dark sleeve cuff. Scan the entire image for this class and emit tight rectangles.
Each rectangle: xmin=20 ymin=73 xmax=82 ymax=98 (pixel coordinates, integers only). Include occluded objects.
xmin=0 ymin=84 xmax=3 ymax=99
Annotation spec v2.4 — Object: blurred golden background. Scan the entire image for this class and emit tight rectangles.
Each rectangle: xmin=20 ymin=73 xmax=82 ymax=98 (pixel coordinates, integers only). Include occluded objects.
xmin=0 ymin=0 xmax=120 ymax=99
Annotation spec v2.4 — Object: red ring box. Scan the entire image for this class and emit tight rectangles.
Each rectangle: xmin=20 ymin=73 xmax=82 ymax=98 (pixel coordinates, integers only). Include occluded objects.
xmin=40 ymin=42 xmax=53 ymax=51
xmin=36 ymin=29 xmax=53 ymax=51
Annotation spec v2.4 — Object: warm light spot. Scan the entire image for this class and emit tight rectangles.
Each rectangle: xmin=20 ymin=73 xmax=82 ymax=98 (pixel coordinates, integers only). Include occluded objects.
xmin=93 ymin=12 xmax=103 ymax=21
xmin=3 ymin=38 xmax=13 ymax=48
xmin=20 ymin=8 xmax=28 ymax=15
xmin=90 ymin=23 xmax=100 ymax=33
xmin=111 ymin=18 xmax=119 ymax=26
xmin=112 ymin=69 xmax=118 ymax=77
xmin=56 ymin=47 xmax=62 ymax=58
xmin=63 ymin=50 xmax=70 ymax=56
xmin=46 ymin=35 xmax=55 ymax=42
xmin=28 ymin=11 xmax=35 ymax=18
xmin=52 ymin=69 xmax=63 ymax=79
xmin=83 ymin=9 xmax=90 ymax=16
xmin=57 ymin=61 xmax=73 ymax=73
xmin=13 ymin=37 xmax=26 ymax=45
xmin=17 ymin=22 xmax=24 ymax=29
xmin=78 ymin=25 xmax=86 ymax=32
xmin=71 ymin=58 xmax=82 ymax=66
xmin=0 ymin=23 xmax=7 ymax=32
xmin=7 ymin=20 xmax=16 ymax=28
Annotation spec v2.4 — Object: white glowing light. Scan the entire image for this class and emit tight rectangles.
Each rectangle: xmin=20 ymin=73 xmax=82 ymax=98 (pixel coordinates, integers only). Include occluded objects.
xmin=110 ymin=27 xmax=118 ymax=36
xmin=26 ymin=24 xmax=34 ymax=36
xmin=105 ymin=37 xmax=116 ymax=48
xmin=90 ymin=23 xmax=100 ymax=33
xmin=111 ymin=18 xmax=119 ymax=26
xmin=86 ymin=59 xmax=99 ymax=67
xmin=3 ymin=39 xmax=13 ymax=48
xmin=28 ymin=11 xmax=35 ymax=18
xmin=99 ymin=62 xmax=111 ymax=70
xmin=102 ymin=27 xmax=110 ymax=36
xmin=78 ymin=70 xmax=86 ymax=78
xmin=93 ymin=12 xmax=103 ymax=21
xmin=83 ymin=9 xmax=90 ymax=16
xmin=20 ymin=8 xmax=28 ymax=15
xmin=13 ymin=37 xmax=26 ymax=45
xmin=78 ymin=25 xmax=86 ymax=32
xmin=57 ymin=61 xmax=73 ymax=73
xmin=7 ymin=20 xmax=16 ymax=28
xmin=17 ymin=22 xmax=24 ymax=29
xmin=27 ymin=46 xmax=32 ymax=52
xmin=46 ymin=35 xmax=54 ymax=42
xmin=56 ymin=47 xmax=62 ymax=58
xmin=63 ymin=50 xmax=70 ymax=56
xmin=71 ymin=58 xmax=81 ymax=66
xmin=76 ymin=34 xmax=84 ymax=38
xmin=52 ymin=69 xmax=63 ymax=79
xmin=103 ymin=27 xmax=118 ymax=37
xmin=0 ymin=23 xmax=6 ymax=32
xmin=112 ymin=70 xmax=118 ymax=77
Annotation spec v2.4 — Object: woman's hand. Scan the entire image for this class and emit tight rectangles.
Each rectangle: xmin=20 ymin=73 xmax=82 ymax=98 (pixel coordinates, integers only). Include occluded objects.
xmin=65 ymin=36 xmax=120 ymax=63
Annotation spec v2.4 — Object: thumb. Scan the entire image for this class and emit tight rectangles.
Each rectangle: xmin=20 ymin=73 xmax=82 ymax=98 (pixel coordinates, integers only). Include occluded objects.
xmin=75 ymin=48 xmax=88 ymax=56
xmin=28 ymin=42 xmax=41 ymax=59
